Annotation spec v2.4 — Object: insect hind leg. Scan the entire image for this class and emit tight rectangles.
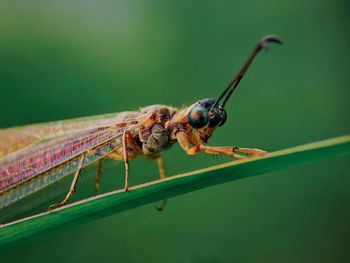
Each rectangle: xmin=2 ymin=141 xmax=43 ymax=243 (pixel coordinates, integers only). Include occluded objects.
xmin=94 ymin=159 xmax=102 ymax=194
xmin=48 ymin=153 xmax=86 ymax=210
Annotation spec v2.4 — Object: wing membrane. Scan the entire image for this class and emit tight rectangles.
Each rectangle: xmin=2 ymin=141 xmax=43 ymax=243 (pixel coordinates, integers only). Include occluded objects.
xmin=0 ymin=111 xmax=147 ymax=208
xmin=0 ymin=112 xmax=139 ymax=157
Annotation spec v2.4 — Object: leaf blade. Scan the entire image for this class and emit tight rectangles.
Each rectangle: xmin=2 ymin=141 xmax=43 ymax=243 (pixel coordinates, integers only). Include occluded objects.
xmin=1 ymin=135 xmax=350 ymax=246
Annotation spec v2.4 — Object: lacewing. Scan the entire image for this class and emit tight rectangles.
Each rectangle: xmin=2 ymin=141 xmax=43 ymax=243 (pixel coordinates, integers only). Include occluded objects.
xmin=0 ymin=35 xmax=281 ymax=210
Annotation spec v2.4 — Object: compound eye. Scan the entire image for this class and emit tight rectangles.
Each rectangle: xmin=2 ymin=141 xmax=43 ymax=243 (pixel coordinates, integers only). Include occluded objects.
xmin=188 ymin=105 xmax=209 ymax=129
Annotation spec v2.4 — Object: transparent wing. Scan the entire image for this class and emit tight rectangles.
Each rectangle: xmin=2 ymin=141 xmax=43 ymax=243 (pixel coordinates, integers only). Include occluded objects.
xmin=0 ymin=111 xmax=148 ymax=208
xmin=0 ymin=111 xmax=141 ymax=158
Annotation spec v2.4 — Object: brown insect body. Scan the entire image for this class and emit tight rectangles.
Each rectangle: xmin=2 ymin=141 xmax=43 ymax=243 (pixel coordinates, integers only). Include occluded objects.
xmin=134 ymin=105 xmax=179 ymax=159
xmin=120 ymin=102 xmax=219 ymax=160
xmin=47 ymin=35 xmax=282 ymax=209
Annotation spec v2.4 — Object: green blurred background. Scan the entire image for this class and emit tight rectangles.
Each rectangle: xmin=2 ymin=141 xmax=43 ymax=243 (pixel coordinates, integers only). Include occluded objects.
xmin=1 ymin=0 xmax=350 ymax=262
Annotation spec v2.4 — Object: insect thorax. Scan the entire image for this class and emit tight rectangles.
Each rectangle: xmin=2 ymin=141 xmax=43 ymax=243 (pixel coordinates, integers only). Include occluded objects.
xmin=138 ymin=105 xmax=179 ymax=158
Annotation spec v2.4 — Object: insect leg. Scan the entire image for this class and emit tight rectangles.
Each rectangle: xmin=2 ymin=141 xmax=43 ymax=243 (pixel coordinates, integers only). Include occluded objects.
xmin=122 ymin=130 xmax=140 ymax=191
xmin=155 ymin=199 xmax=168 ymax=212
xmin=155 ymin=156 xmax=168 ymax=211
xmin=108 ymin=152 xmax=123 ymax=160
xmin=48 ymin=153 xmax=86 ymax=210
xmin=187 ymin=145 xmax=267 ymax=158
xmin=122 ymin=131 xmax=130 ymax=191
xmin=156 ymin=156 xmax=166 ymax=179
xmin=232 ymin=147 xmax=268 ymax=157
xmin=176 ymin=131 xmax=267 ymax=158
xmin=94 ymin=159 xmax=102 ymax=194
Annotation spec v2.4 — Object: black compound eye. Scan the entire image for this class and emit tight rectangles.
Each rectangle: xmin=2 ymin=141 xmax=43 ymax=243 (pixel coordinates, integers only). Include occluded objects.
xmin=188 ymin=105 xmax=209 ymax=129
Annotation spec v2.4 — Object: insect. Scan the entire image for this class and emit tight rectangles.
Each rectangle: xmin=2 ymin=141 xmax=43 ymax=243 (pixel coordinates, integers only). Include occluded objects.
xmin=0 ymin=35 xmax=281 ymax=211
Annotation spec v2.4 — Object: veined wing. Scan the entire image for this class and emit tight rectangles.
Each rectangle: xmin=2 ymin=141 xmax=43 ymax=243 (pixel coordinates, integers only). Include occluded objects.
xmin=0 ymin=111 xmax=148 ymax=209
xmin=0 ymin=111 xmax=141 ymax=158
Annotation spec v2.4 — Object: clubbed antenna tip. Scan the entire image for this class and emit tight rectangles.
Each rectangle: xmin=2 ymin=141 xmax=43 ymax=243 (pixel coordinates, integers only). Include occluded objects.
xmin=258 ymin=35 xmax=283 ymax=51
xmin=216 ymin=34 xmax=282 ymax=108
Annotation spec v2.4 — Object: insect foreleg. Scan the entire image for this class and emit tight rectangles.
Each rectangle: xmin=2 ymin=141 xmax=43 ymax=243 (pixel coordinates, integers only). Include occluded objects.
xmin=176 ymin=131 xmax=267 ymax=158
xmin=187 ymin=145 xmax=267 ymax=158
xmin=231 ymin=147 xmax=268 ymax=157
xmin=48 ymin=153 xmax=86 ymax=210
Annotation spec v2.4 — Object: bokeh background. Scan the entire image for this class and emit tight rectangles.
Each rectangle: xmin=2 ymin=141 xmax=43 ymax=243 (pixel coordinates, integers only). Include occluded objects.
xmin=1 ymin=0 xmax=349 ymax=262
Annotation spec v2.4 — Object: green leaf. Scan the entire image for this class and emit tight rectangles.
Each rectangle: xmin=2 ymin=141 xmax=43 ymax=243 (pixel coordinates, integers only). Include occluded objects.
xmin=1 ymin=135 xmax=350 ymax=246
